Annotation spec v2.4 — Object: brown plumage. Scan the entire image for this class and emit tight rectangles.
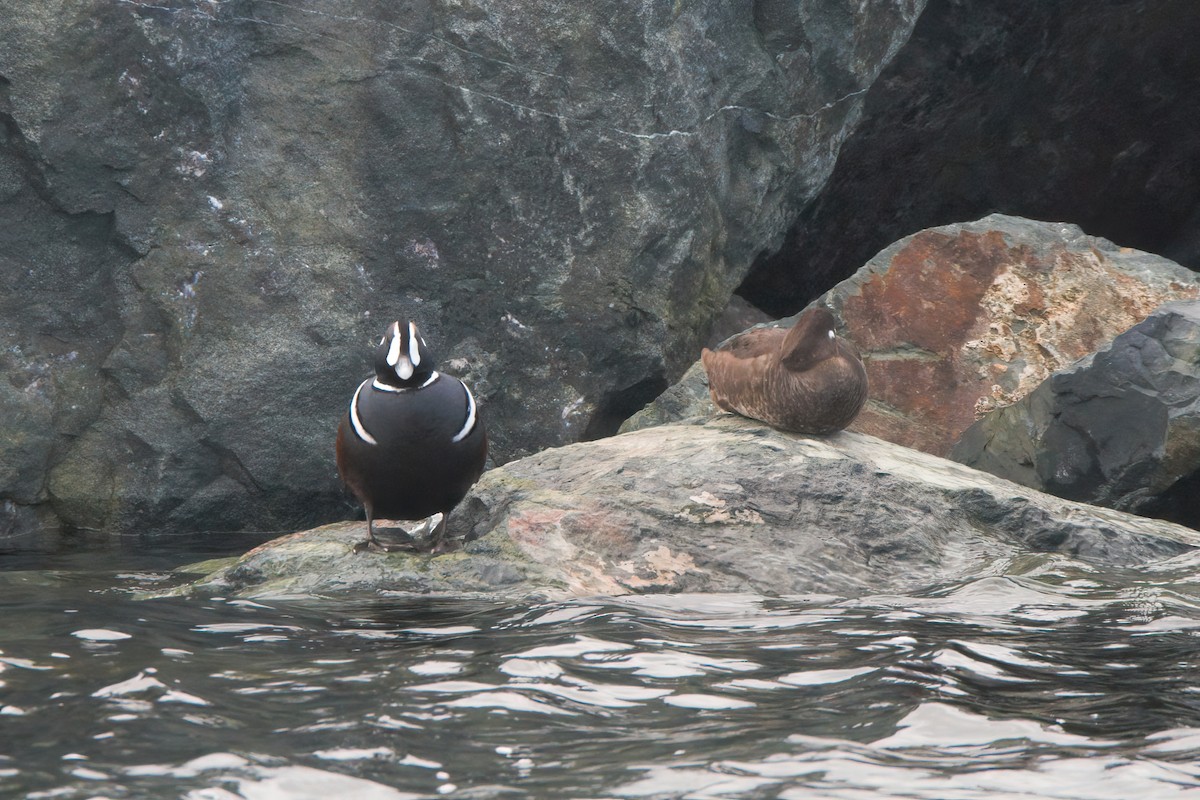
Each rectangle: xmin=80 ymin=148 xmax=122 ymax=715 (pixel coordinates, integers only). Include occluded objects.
xmin=701 ymin=307 xmax=868 ymax=434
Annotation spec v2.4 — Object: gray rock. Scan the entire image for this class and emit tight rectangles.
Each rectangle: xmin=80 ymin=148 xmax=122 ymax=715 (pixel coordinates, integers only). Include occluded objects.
xmin=0 ymin=0 xmax=925 ymax=545
xmin=952 ymin=301 xmax=1200 ymax=530
xmin=178 ymin=417 xmax=1200 ymax=600
xmin=620 ymin=360 xmax=714 ymax=434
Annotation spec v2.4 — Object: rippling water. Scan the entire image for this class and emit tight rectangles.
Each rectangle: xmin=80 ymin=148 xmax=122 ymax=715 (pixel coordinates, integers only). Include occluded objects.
xmin=3 ymin=549 xmax=1200 ymax=799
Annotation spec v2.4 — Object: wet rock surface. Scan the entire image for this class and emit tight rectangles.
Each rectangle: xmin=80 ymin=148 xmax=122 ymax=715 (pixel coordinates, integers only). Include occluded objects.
xmin=182 ymin=417 xmax=1200 ymax=600
xmin=0 ymin=0 xmax=924 ymax=545
xmin=953 ymin=301 xmax=1200 ymax=530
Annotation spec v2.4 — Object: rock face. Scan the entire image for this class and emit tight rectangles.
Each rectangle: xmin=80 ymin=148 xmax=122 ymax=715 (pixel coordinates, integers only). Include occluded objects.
xmin=184 ymin=417 xmax=1200 ymax=600
xmin=625 ymin=216 xmax=1200 ymax=458
xmin=953 ymin=301 xmax=1200 ymax=530
xmin=834 ymin=216 xmax=1200 ymax=455
xmin=737 ymin=0 xmax=1200 ymax=317
xmin=0 ymin=1 xmax=925 ymax=544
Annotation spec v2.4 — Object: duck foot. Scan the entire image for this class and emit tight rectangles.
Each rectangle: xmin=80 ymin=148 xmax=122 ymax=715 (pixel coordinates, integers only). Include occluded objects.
xmin=354 ymin=538 xmax=458 ymax=555
xmin=352 ymin=515 xmax=445 ymax=554
xmin=352 ymin=537 xmax=421 ymax=554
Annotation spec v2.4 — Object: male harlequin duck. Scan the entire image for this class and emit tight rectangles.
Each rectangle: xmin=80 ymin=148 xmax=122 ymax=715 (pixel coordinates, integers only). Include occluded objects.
xmin=701 ymin=307 xmax=868 ymax=434
xmin=336 ymin=320 xmax=487 ymax=553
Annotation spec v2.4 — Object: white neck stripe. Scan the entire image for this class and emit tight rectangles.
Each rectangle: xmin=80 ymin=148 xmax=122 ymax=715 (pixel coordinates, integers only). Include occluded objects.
xmin=372 ymin=372 xmax=439 ymax=392
xmin=451 ymin=381 xmax=478 ymax=443
xmin=349 ymin=379 xmax=378 ymax=445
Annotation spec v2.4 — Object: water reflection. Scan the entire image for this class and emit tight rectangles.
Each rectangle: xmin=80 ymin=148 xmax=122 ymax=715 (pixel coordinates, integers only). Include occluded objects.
xmin=0 ymin=552 xmax=1198 ymax=797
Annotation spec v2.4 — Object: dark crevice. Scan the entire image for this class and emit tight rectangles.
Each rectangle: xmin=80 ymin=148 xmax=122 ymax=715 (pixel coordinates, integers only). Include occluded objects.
xmin=1138 ymin=470 xmax=1200 ymax=531
xmin=583 ymin=375 xmax=670 ymax=441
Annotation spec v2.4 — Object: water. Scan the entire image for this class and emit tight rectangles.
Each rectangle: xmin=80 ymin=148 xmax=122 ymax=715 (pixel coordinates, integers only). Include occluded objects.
xmin=3 ymin=549 xmax=1200 ymax=799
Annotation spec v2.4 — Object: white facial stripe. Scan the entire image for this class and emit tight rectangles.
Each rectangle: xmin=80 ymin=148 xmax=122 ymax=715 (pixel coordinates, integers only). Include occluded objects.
xmin=395 ymin=356 xmax=414 ymax=381
xmin=349 ymin=379 xmax=378 ymax=445
xmin=451 ymin=382 xmax=478 ymax=443
xmin=386 ymin=323 xmax=402 ymax=366
xmin=408 ymin=321 xmax=421 ymax=366
xmin=827 ymin=330 xmax=835 ymax=340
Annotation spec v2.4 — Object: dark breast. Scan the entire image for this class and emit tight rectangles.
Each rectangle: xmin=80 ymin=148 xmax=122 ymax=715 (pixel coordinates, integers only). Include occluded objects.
xmin=336 ymin=376 xmax=487 ymax=521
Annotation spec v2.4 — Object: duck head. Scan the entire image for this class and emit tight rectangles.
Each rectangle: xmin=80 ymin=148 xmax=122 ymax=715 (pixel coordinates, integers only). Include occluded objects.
xmin=374 ymin=320 xmax=436 ymax=388
xmin=779 ymin=307 xmax=839 ymax=372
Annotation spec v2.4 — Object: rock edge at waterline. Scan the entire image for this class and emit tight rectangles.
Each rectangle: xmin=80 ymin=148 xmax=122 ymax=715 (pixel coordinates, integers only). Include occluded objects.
xmin=170 ymin=417 xmax=1200 ymax=600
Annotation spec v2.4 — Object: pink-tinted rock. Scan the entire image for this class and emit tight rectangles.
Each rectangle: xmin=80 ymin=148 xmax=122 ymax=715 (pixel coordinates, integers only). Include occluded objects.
xmin=177 ymin=417 xmax=1200 ymax=600
xmin=826 ymin=215 xmax=1200 ymax=455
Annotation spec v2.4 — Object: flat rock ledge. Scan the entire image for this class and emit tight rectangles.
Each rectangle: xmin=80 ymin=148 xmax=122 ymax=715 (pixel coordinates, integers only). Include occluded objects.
xmin=174 ymin=417 xmax=1200 ymax=600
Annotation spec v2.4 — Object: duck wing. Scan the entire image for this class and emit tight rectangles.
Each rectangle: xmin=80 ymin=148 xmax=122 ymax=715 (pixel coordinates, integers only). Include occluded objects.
xmin=717 ymin=326 xmax=787 ymax=359
xmin=701 ymin=344 xmax=776 ymax=419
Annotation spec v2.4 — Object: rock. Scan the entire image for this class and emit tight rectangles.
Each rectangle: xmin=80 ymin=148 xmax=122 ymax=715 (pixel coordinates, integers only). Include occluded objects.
xmin=705 ymin=295 xmax=773 ymax=349
xmin=0 ymin=1 xmax=925 ymax=545
xmin=625 ymin=216 xmax=1200 ymax=457
xmin=737 ymin=0 xmax=1200 ymax=316
xmin=620 ymin=360 xmax=713 ymax=435
xmin=952 ymin=301 xmax=1200 ymax=530
xmin=835 ymin=216 xmax=1200 ymax=455
xmin=179 ymin=417 xmax=1200 ymax=600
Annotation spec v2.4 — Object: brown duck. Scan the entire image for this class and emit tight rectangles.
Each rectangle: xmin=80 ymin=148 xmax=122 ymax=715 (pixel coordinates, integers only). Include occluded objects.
xmin=701 ymin=307 xmax=868 ymax=434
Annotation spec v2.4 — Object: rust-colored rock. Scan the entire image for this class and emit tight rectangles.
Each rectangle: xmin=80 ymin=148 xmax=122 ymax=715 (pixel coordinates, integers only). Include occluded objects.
xmin=624 ymin=215 xmax=1200 ymax=459
xmin=828 ymin=215 xmax=1200 ymax=455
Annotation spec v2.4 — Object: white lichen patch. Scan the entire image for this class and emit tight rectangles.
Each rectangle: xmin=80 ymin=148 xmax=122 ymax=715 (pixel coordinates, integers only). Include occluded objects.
xmin=675 ymin=492 xmax=764 ymax=525
xmin=561 ymin=396 xmax=586 ymax=422
xmin=688 ymin=491 xmax=725 ymax=508
xmin=405 ymin=238 xmax=440 ymax=265
xmin=176 ymin=149 xmax=211 ymax=178
xmin=616 ymin=545 xmax=699 ymax=589
xmin=502 ymin=312 xmax=531 ymax=332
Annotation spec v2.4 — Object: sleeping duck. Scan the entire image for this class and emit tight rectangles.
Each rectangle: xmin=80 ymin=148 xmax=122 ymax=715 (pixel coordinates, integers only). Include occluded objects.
xmin=701 ymin=307 xmax=868 ymax=434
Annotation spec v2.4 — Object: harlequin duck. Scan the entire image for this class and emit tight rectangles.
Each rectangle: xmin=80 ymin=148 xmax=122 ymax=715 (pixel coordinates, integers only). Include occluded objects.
xmin=336 ymin=320 xmax=487 ymax=553
xmin=701 ymin=307 xmax=868 ymax=434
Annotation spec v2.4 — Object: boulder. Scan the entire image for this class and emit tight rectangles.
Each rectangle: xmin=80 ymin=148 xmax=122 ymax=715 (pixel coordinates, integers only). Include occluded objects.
xmin=0 ymin=0 xmax=927 ymax=546
xmin=625 ymin=216 xmax=1200 ymax=457
xmin=952 ymin=301 xmax=1200 ymax=530
xmin=179 ymin=416 xmax=1200 ymax=600
xmin=737 ymin=0 xmax=1200 ymax=316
